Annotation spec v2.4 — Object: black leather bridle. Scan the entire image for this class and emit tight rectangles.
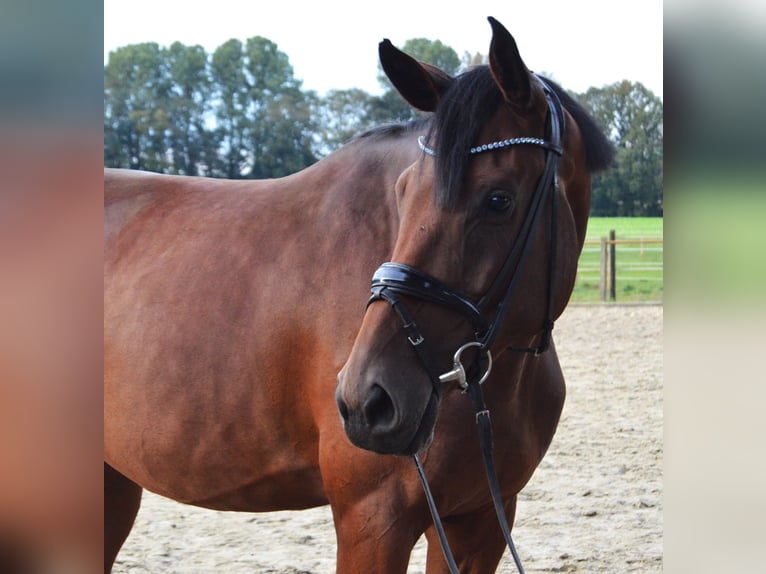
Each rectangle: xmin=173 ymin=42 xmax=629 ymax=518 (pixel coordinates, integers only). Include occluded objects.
xmin=365 ymin=77 xmax=565 ymax=574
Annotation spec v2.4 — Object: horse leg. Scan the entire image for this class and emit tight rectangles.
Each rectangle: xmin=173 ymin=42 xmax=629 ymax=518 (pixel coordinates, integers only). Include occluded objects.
xmin=423 ymin=497 xmax=517 ymax=574
xmin=103 ymin=463 xmax=142 ymax=573
xmin=332 ymin=502 xmax=423 ymax=574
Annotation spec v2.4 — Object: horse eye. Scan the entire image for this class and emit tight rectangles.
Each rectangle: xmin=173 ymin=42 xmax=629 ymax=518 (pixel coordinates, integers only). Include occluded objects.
xmin=488 ymin=194 xmax=513 ymax=212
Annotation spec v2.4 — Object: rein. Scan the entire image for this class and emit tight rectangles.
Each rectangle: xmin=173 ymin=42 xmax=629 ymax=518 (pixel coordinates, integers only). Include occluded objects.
xmin=366 ymin=78 xmax=565 ymax=574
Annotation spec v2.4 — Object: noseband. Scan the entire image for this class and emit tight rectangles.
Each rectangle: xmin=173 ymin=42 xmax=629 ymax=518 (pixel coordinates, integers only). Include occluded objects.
xmin=366 ymin=77 xmax=565 ymax=574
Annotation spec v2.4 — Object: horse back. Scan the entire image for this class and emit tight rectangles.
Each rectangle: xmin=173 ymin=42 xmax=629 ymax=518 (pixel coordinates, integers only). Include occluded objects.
xmin=105 ymin=168 xmax=230 ymax=247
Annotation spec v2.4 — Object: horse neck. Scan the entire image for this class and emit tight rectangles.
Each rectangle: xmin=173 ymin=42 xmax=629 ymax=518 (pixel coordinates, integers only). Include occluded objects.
xmin=295 ymin=129 xmax=423 ymax=251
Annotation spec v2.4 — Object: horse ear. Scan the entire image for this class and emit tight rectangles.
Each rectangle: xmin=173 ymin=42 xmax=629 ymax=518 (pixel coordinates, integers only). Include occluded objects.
xmin=379 ymin=39 xmax=453 ymax=112
xmin=487 ymin=17 xmax=532 ymax=108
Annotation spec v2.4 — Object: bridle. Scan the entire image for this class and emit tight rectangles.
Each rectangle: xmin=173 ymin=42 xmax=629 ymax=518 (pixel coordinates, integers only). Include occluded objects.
xmin=365 ymin=76 xmax=565 ymax=574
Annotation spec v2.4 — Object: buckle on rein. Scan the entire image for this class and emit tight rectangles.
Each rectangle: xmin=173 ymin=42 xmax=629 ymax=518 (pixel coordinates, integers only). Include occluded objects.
xmin=438 ymin=341 xmax=492 ymax=391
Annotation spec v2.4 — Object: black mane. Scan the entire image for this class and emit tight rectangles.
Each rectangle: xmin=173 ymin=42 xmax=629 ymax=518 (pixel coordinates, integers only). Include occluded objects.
xmin=353 ymin=117 xmax=430 ymax=143
xmin=424 ymin=67 xmax=613 ymax=208
xmin=542 ymin=76 xmax=614 ymax=171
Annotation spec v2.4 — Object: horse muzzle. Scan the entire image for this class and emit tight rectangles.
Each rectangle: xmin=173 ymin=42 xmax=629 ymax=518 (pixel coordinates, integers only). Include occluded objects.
xmin=335 ymin=369 xmax=439 ymax=455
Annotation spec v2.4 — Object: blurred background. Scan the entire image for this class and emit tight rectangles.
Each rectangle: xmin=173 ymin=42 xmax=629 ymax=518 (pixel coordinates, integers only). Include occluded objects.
xmin=0 ymin=0 xmax=103 ymax=571
xmin=664 ymin=0 xmax=766 ymax=571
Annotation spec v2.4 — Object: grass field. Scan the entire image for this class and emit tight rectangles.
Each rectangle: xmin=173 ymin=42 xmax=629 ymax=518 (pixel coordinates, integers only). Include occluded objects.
xmin=584 ymin=217 xmax=663 ymax=242
xmin=573 ymin=217 xmax=663 ymax=303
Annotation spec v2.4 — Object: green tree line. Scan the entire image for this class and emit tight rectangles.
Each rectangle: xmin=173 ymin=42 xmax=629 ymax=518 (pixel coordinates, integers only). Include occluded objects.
xmin=104 ymin=37 xmax=662 ymax=216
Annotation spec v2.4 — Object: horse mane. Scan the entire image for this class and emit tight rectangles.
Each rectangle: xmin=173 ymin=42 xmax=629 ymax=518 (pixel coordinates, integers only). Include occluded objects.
xmin=353 ymin=117 xmax=431 ymax=143
xmin=539 ymin=76 xmax=614 ymax=172
xmin=426 ymin=67 xmax=614 ymax=208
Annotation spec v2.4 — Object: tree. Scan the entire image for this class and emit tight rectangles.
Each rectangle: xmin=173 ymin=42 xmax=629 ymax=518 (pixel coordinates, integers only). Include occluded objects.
xmin=209 ymin=39 xmax=250 ymax=178
xmin=104 ymin=35 xmax=663 ymax=213
xmin=313 ymin=88 xmax=379 ymax=156
xmin=164 ymin=42 xmax=213 ymax=176
xmin=461 ymin=51 xmax=487 ymax=69
xmin=104 ymin=43 xmax=172 ymax=171
xmin=207 ymin=37 xmax=318 ymax=178
xmin=105 ymin=36 xmax=320 ymax=178
xmin=240 ymin=37 xmax=317 ymax=178
xmin=578 ymin=81 xmax=663 ymax=216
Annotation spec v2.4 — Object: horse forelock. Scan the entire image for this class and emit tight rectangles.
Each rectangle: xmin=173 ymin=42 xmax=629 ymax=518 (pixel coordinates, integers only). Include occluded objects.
xmin=424 ymin=69 xmax=613 ymax=209
xmin=428 ymin=67 xmax=503 ymax=209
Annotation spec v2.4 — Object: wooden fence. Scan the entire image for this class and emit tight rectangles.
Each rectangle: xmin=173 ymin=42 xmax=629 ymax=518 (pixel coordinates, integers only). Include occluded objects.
xmin=576 ymin=231 xmax=663 ymax=302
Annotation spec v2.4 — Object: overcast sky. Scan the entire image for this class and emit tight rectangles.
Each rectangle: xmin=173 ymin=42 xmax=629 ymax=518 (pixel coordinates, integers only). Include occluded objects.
xmin=104 ymin=0 xmax=663 ymax=98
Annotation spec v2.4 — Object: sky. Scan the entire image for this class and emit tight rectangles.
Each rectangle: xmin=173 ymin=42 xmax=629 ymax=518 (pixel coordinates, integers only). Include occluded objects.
xmin=104 ymin=0 xmax=663 ymax=98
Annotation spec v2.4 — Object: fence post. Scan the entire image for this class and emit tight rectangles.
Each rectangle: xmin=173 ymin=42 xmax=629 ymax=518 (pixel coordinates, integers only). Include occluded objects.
xmin=600 ymin=237 xmax=607 ymax=302
xmin=609 ymin=229 xmax=616 ymax=302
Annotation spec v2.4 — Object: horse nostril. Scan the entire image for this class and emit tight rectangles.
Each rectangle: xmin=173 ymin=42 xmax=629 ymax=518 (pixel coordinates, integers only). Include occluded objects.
xmin=363 ymin=384 xmax=396 ymax=431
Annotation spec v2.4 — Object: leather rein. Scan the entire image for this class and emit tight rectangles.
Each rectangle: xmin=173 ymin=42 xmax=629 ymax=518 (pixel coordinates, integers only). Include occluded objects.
xmin=365 ymin=77 xmax=565 ymax=574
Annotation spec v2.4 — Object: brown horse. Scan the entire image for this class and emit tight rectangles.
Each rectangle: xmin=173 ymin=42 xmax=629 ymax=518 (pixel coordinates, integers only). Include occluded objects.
xmin=104 ymin=17 xmax=612 ymax=574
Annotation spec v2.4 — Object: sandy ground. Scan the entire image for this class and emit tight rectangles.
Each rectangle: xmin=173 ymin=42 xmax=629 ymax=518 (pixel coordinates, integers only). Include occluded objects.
xmin=113 ymin=304 xmax=663 ymax=573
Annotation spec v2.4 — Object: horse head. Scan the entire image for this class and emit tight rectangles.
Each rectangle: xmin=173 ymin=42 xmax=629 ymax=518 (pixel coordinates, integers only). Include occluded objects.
xmin=336 ymin=17 xmax=612 ymax=455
